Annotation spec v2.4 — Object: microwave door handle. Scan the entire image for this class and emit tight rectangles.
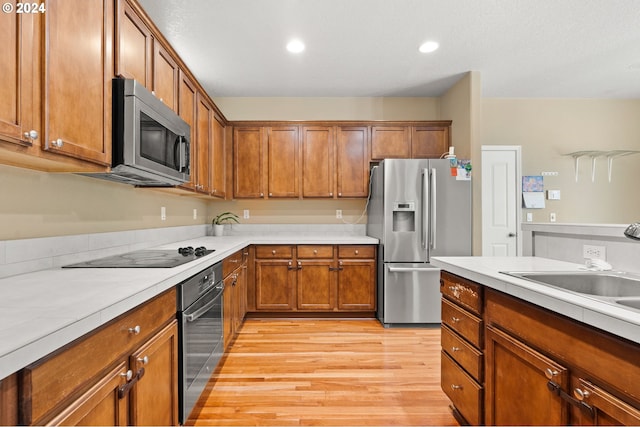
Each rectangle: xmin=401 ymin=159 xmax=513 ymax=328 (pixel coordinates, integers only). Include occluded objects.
xmin=173 ymin=137 xmax=181 ymax=171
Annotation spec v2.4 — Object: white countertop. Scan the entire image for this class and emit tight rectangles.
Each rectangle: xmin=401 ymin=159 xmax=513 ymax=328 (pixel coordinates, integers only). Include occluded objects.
xmin=0 ymin=234 xmax=377 ymax=379
xmin=431 ymin=256 xmax=640 ymax=345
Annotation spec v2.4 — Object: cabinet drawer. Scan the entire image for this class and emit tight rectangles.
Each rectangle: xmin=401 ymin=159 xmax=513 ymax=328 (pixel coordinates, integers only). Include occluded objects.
xmin=441 ymin=298 xmax=483 ymax=349
xmin=441 ymin=271 xmax=483 ymax=315
xmin=338 ymin=245 xmax=375 ymax=259
xmin=223 ymin=249 xmax=244 ymax=277
xmin=441 ymin=325 xmax=483 ymax=382
xmin=297 ymin=245 xmax=334 ymax=259
xmin=255 ymin=245 xmax=293 ymax=259
xmin=442 ymin=351 xmax=483 ymax=426
xmin=21 ymin=288 xmax=176 ymax=425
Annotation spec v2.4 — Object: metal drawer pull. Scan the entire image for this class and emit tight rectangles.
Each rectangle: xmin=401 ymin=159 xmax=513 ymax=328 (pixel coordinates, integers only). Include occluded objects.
xmin=121 ymin=369 xmax=133 ymax=381
xmin=137 ymin=356 xmax=149 ymax=365
xmin=451 ymin=347 xmax=460 ymax=352
xmin=574 ymin=388 xmax=590 ymax=401
xmin=272 ymin=250 xmax=276 ymax=255
xmin=128 ymin=325 xmax=141 ymax=335
xmin=545 ymin=368 xmax=558 ymax=379
xmin=451 ymin=384 xmax=463 ymax=390
xmin=313 ymin=249 xmax=318 ymax=254
xmin=451 ymin=317 xmax=460 ymax=323
xmin=354 ymin=250 xmax=359 ymax=255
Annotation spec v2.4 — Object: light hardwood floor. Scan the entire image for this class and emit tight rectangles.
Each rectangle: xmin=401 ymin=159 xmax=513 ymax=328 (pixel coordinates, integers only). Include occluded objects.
xmin=188 ymin=319 xmax=458 ymax=426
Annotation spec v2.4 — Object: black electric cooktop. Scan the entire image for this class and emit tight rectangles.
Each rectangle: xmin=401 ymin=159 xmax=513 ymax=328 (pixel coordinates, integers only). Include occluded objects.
xmin=62 ymin=246 xmax=214 ymax=268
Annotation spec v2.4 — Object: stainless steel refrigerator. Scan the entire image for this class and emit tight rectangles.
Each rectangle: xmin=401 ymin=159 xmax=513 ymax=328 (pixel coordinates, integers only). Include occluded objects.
xmin=367 ymin=159 xmax=472 ymax=326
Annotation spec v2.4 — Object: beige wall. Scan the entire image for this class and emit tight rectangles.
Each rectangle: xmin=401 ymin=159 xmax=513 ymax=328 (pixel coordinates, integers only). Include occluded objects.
xmin=482 ymin=98 xmax=640 ymax=224
xmin=215 ymin=97 xmax=439 ymax=121
xmin=0 ymin=164 xmax=209 ymax=240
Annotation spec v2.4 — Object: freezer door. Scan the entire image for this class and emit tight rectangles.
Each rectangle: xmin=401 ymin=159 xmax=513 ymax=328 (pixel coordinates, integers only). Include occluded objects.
xmin=428 ymin=159 xmax=472 ymax=257
xmin=382 ymin=159 xmax=430 ymax=262
xmin=382 ymin=263 xmax=441 ymax=324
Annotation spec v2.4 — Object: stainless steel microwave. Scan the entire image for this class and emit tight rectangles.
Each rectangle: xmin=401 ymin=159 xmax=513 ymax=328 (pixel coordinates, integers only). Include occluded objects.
xmin=84 ymin=78 xmax=191 ymax=186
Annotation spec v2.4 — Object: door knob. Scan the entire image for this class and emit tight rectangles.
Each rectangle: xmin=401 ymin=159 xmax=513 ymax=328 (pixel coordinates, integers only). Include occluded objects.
xmin=508 ymin=232 xmax=516 ymax=237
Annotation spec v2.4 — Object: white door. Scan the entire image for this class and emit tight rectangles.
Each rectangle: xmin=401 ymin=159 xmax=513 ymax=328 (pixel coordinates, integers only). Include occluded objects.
xmin=481 ymin=146 xmax=521 ymax=256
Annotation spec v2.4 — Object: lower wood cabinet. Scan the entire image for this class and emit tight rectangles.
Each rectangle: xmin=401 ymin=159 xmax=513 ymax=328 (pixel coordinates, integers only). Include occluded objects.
xmin=252 ymin=244 xmax=376 ymax=314
xmin=441 ymin=271 xmax=640 ymax=426
xmin=223 ymin=248 xmax=248 ymax=348
xmin=18 ymin=289 xmax=178 ymax=426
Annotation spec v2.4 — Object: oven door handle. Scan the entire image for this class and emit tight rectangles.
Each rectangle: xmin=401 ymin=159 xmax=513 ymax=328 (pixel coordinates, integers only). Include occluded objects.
xmin=184 ymin=286 xmax=223 ymax=322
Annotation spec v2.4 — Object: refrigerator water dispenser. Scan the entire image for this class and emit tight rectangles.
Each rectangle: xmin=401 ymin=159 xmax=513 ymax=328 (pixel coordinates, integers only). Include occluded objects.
xmin=392 ymin=202 xmax=415 ymax=232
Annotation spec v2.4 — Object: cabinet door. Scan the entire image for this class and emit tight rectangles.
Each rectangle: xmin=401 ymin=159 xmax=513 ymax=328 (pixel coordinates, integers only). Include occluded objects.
xmin=297 ymin=260 xmax=335 ymax=310
xmin=370 ymin=126 xmax=410 ymax=160
xmin=115 ymin=0 xmax=152 ymax=88
xmin=337 ymin=260 xmax=376 ymax=311
xmin=153 ymin=42 xmax=179 ymax=112
xmin=571 ymin=378 xmax=640 ymax=426
xmin=233 ymin=127 xmax=264 ymax=198
xmin=44 ymin=0 xmax=113 ymax=166
xmin=301 ymin=126 xmax=334 ymax=198
xmin=177 ymin=70 xmax=197 ymax=191
xmin=46 ymin=362 xmax=128 ymax=426
xmin=267 ymin=126 xmax=299 ymax=198
xmin=194 ymin=93 xmax=212 ymax=193
xmin=0 ymin=12 xmax=38 ymax=147
xmin=336 ymin=127 xmax=369 ymax=198
xmin=129 ymin=320 xmax=179 ymax=426
xmin=255 ymin=260 xmax=295 ymax=310
xmin=211 ymin=114 xmax=226 ymax=199
xmin=411 ymin=126 xmax=449 ymax=158
xmin=485 ymin=325 xmax=569 ymax=426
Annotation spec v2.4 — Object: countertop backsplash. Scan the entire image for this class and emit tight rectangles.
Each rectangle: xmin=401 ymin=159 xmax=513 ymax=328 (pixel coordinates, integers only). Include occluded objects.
xmin=0 ymin=223 xmax=369 ymax=279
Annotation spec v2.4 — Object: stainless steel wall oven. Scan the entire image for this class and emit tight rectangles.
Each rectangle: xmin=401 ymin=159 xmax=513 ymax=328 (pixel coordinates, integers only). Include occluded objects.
xmin=177 ymin=262 xmax=224 ymax=423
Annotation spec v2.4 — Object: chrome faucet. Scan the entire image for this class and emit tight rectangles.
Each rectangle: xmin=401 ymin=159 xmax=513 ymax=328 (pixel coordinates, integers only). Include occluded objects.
xmin=624 ymin=222 xmax=640 ymax=240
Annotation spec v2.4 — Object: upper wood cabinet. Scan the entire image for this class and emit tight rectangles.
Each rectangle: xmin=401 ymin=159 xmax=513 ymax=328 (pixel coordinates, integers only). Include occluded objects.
xmin=234 ymin=127 xmax=265 ymax=198
xmin=0 ymin=12 xmax=39 ymax=149
xmin=177 ymin=70 xmax=197 ymax=191
xmin=211 ymin=114 xmax=227 ymax=198
xmin=371 ymin=126 xmax=411 ymax=159
xmin=267 ymin=126 xmax=300 ymax=198
xmin=302 ymin=126 xmax=334 ymax=198
xmin=194 ymin=93 xmax=212 ymax=194
xmin=43 ymin=0 xmax=113 ymax=166
xmin=116 ymin=0 xmax=178 ymax=112
xmin=370 ymin=122 xmax=451 ymax=160
xmin=336 ymin=126 xmax=369 ymax=198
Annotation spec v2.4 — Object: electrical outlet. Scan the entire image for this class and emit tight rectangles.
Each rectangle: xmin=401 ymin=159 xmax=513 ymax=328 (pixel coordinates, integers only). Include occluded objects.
xmin=550 ymin=212 xmax=556 ymax=222
xmin=336 ymin=209 xmax=342 ymax=219
xmin=161 ymin=206 xmax=166 ymax=221
xmin=243 ymin=209 xmax=250 ymax=219
xmin=583 ymin=245 xmax=606 ymax=260
xmin=193 ymin=209 xmax=197 ymax=220
xmin=526 ymin=213 xmax=533 ymax=222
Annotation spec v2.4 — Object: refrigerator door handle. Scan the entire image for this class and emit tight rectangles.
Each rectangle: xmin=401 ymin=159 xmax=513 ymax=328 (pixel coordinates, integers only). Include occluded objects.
xmin=388 ymin=266 xmax=441 ymax=273
xmin=422 ymin=168 xmax=429 ymax=250
xmin=430 ymin=168 xmax=437 ymax=250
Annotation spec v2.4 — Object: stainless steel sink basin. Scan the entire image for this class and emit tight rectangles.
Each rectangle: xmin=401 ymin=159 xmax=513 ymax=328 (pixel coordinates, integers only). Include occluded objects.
xmin=615 ymin=299 xmax=640 ymax=310
xmin=502 ymin=271 xmax=640 ymax=298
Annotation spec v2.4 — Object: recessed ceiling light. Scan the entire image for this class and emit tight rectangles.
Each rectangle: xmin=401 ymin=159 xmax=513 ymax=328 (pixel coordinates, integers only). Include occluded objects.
xmin=418 ymin=41 xmax=439 ymax=53
xmin=286 ymin=39 xmax=305 ymax=53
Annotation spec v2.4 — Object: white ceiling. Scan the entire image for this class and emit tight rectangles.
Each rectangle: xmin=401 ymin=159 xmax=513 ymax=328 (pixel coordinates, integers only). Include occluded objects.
xmin=137 ymin=0 xmax=640 ymax=99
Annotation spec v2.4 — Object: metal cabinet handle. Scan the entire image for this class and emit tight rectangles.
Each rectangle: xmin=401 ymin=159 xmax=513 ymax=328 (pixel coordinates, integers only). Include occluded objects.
xmin=24 ymin=130 xmax=38 ymax=140
xmin=329 ymin=192 xmax=333 ymax=196
xmin=50 ymin=138 xmax=63 ymax=148
xmin=260 ymin=193 xmax=264 ymax=197
xmin=574 ymin=388 xmax=590 ymax=401
xmin=451 ymin=347 xmax=460 ymax=352
xmin=313 ymin=249 xmax=318 ymax=254
xmin=451 ymin=384 xmax=463 ymax=391
xmin=272 ymin=250 xmax=277 ymax=255
xmin=451 ymin=317 xmax=460 ymax=323
xmin=508 ymin=232 xmax=516 ymax=237
xmin=338 ymin=192 xmax=342 ymax=197
xmin=269 ymin=193 xmax=273 ymax=196
xmin=128 ymin=325 xmax=141 ymax=335
xmin=137 ymin=356 xmax=149 ymax=365
xmin=121 ymin=369 xmax=133 ymax=381
xmin=118 ymin=368 xmax=145 ymax=399
xmin=545 ymin=368 xmax=558 ymax=379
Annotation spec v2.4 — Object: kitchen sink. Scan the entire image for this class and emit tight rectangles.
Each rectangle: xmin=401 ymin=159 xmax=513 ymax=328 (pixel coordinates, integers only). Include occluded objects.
xmin=502 ymin=271 xmax=640 ymax=298
xmin=615 ymin=299 xmax=640 ymax=310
